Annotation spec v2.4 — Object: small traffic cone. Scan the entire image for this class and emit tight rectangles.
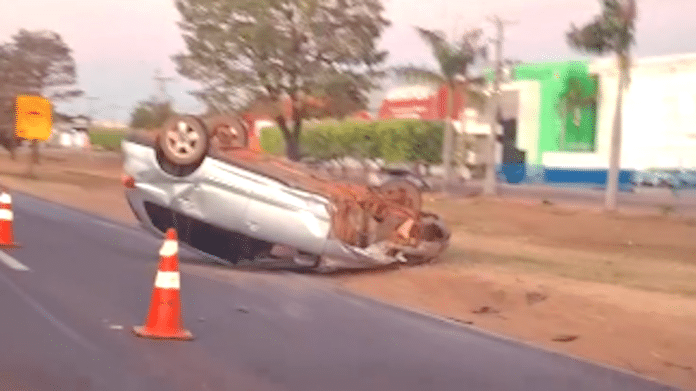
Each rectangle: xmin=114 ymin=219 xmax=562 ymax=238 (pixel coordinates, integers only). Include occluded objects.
xmin=0 ymin=189 xmax=20 ymax=248
xmin=133 ymin=228 xmax=193 ymax=340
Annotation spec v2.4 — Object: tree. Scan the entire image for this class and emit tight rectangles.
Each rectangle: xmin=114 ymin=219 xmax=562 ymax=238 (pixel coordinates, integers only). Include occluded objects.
xmin=172 ymin=0 xmax=390 ymax=161
xmin=556 ymin=75 xmax=598 ymax=150
xmin=319 ymin=74 xmax=370 ymax=120
xmin=567 ymin=0 xmax=637 ymax=211
xmin=129 ymin=100 xmax=176 ymax=129
xmin=0 ymin=29 xmax=80 ymax=163
xmin=394 ymin=27 xmax=487 ymax=193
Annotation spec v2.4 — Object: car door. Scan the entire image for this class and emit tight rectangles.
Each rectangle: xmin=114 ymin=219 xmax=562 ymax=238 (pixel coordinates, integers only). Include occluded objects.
xmin=245 ymin=181 xmax=331 ymax=255
xmin=193 ymin=158 xmax=254 ymax=233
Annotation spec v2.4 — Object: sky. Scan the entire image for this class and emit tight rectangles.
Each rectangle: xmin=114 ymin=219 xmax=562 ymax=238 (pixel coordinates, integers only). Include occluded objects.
xmin=0 ymin=0 xmax=694 ymax=123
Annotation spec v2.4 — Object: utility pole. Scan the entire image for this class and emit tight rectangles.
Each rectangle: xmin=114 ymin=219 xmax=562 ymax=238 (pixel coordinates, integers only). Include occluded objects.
xmin=84 ymin=96 xmax=99 ymax=127
xmin=483 ymin=16 xmax=517 ymax=196
xmin=153 ymin=69 xmax=174 ymax=104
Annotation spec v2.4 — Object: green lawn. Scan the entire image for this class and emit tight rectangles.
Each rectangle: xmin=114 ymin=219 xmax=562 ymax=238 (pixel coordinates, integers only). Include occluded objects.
xmin=89 ymin=128 xmax=127 ymax=151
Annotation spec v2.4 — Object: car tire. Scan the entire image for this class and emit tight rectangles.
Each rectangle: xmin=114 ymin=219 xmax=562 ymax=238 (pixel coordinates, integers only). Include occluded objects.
xmin=206 ymin=115 xmax=248 ymax=150
xmin=157 ymin=115 xmax=210 ymax=167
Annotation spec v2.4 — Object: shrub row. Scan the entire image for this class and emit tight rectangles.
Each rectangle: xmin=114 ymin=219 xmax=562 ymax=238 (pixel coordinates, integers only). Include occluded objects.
xmin=259 ymin=119 xmax=444 ymax=164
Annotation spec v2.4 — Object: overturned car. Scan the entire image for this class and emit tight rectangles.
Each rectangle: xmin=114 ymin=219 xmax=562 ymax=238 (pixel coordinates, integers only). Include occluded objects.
xmin=121 ymin=115 xmax=450 ymax=270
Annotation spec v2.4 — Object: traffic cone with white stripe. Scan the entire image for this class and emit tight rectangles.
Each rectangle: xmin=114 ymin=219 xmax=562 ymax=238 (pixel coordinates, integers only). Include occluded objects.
xmin=0 ymin=189 xmax=20 ymax=248
xmin=133 ymin=228 xmax=193 ymax=340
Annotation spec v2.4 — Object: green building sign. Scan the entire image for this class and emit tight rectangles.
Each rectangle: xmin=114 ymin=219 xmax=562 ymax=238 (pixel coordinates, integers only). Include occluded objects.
xmin=513 ymin=61 xmax=599 ymax=165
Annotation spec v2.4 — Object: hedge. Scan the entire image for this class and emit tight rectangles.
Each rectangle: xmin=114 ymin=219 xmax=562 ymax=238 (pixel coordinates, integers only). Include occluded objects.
xmin=259 ymin=119 xmax=444 ymax=164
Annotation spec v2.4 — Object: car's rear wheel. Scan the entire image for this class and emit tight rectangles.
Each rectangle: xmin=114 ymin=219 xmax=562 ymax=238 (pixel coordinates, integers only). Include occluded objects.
xmin=158 ymin=115 xmax=210 ymax=167
xmin=206 ymin=115 xmax=248 ymax=150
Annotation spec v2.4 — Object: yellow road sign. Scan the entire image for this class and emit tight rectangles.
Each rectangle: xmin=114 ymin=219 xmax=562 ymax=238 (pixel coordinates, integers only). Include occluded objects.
xmin=15 ymin=96 xmax=52 ymax=140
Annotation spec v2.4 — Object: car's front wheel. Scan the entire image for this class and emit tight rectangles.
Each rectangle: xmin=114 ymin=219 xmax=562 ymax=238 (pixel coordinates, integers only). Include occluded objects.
xmin=158 ymin=115 xmax=209 ymax=166
xmin=156 ymin=116 xmax=210 ymax=176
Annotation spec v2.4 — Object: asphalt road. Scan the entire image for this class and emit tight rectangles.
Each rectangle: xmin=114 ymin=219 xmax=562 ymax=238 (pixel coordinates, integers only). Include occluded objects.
xmin=0 ymin=193 xmax=678 ymax=391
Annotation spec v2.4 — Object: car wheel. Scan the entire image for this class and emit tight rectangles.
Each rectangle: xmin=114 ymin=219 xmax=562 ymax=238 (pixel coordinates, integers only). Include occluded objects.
xmin=206 ymin=115 xmax=248 ymax=150
xmin=157 ymin=115 xmax=210 ymax=168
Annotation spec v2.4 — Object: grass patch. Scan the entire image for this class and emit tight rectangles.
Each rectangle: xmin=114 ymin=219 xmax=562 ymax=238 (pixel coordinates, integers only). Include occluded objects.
xmin=89 ymin=128 xmax=126 ymax=151
xmin=259 ymin=127 xmax=285 ymax=156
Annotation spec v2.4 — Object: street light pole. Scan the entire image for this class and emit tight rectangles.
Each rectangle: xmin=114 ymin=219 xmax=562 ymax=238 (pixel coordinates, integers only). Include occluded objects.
xmin=84 ymin=96 xmax=99 ymax=128
xmin=484 ymin=16 xmax=517 ymax=196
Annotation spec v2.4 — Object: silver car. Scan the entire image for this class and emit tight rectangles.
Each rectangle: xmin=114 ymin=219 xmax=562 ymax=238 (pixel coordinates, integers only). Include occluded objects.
xmin=121 ymin=115 xmax=450 ymax=270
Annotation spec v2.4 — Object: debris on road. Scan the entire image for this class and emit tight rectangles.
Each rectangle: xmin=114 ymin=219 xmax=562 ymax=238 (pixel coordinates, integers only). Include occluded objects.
xmin=551 ymin=334 xmax=579 ymax=342
xmin=446 ymin=317 xmax=474 ymax=325
xmin=650 ymin=351 xmax=693 ymax=371
xmin=525 ymin=291 xmax=548 ymax=305
xmin=472 ymin=306 xmax=500 ymax=315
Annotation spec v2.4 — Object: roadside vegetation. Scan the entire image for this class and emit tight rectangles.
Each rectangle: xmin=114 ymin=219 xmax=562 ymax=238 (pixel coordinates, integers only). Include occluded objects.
xmin=260 ymin=119 xmax=444 ymax=167
xmin=89 ymin=127 xmax=127 ymax=152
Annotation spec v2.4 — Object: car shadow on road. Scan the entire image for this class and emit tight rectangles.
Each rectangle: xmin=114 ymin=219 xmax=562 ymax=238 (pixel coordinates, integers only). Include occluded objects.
xmin=177 ymin=253 xmax=405 ymax=277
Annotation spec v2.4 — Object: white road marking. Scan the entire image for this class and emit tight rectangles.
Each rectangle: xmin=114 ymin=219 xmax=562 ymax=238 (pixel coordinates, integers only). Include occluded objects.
xmin=0 ymin=250 xmax=30 ymax=271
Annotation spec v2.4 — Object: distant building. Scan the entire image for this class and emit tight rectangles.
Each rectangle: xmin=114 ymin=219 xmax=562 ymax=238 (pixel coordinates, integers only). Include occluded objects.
xmin=49 ymin=114 xmax=90 ymax=148
xmin=376 ymin=81 xmax=493 ymax=172
xmin=377 ymin=84 xmax=467 ymax=121
xmin=350 ymin=110 xmax=373 ymax=121
xmin=492 ymin=53 xmax=696 ymax=186
xmin=241 ymin=95 xmax=373 ymax=136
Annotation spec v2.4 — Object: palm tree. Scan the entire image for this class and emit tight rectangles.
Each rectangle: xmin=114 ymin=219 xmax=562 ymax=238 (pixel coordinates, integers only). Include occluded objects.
xmin=556 ymin=76 xmax=598 ymax=150
xmin=394 ymin=27 xmax=487 ymax=194
xmin=567 ymin=0 xmax=637 ymax=211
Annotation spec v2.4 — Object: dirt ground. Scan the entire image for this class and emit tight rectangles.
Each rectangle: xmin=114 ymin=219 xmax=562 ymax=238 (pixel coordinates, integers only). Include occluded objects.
xmin=1 ymin=149 xmax=695 ymax=389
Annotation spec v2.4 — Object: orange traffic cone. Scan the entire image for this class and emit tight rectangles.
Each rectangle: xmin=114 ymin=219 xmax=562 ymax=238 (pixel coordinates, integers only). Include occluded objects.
xmin=0 ymin=189 xmax=20 ymax=248
xmin=133 ymin=228 xmax=194 ymax=340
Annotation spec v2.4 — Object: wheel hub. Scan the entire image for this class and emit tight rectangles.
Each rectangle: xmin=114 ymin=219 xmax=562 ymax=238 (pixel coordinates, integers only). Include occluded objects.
xmin=166 ymin=121 xmax=200 ymax=159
